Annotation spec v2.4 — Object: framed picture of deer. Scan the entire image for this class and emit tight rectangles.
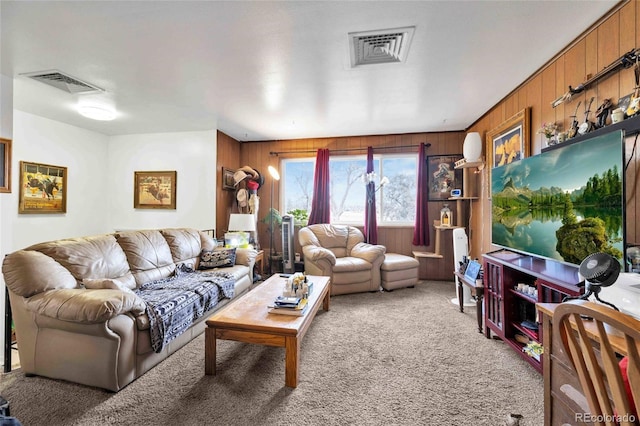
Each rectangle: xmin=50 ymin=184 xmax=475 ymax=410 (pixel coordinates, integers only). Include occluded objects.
xmin=134 ymin=170 xmax=177 ymax=209
xmin=18 ymin=161 xmax=67 ymax=214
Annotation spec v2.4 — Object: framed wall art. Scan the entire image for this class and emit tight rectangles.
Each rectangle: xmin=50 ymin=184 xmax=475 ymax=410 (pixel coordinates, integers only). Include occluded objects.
xmin=134 ymin=170 xmax=177 ymax=209
xmin=0 ymin=138 xmax=11 ymax=193
xmin=222 ymin=167 xmax=236 ymax=191
xmin=18 ymin=161 xmax=67 ymax=214
xmin=486 ymin=107 xmax=530 ymax=185
xmin=487 ymin=108 xmax=530 ymax=168
xmin=426 ymin=154 xmax=463 ymax=201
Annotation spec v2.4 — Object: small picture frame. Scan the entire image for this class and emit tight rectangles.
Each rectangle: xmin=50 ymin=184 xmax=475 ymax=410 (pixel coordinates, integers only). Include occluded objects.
xmin=426 ymin=154 xmax=463 ymax=201
xmin=0 ymin=138 xmax=11 ymax=193
xmin=464 ymin=260 xmax=481 ymax=282
xmin=134 ymin=171 xmax=177 ymax=209
xmin=222 ymin=167 xmax=236 ymax=191
xmin=618 ymin=94 xmax=632 ymax=115
xmin=18 ymin=161 xmax=67 ymax=214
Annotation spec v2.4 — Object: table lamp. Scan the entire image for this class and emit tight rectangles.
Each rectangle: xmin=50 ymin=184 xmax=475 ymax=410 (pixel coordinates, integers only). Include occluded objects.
xmin=227 ymin=213 xmax=257 ymax=248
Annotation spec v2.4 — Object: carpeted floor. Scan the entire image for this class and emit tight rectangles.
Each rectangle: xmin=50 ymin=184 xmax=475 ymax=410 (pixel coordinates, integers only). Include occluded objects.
xmin=0 ymin=281 xmax=543 ymax=426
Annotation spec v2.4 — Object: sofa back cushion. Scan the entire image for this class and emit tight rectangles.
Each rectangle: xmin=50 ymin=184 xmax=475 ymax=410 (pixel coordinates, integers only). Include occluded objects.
xmin=115 ymin=230 xmax=175 ymax=285
xmin=160 ymin=228 xmax=202 ymax=267
xmin=26 ymin=234 xmax=135 ymax=288
xmin=300 ymin=224 xmax=364 ymax=258
xmin=2 ymin=250 xmax=79 ymax=297
xmin=199 ymin=230 xmax=217 ymax=251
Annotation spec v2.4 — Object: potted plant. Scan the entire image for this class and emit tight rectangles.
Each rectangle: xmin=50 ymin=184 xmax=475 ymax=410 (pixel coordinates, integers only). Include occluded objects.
xmin=261 ymin=207 xmax=282 ymax=257
xmin=287 ymin=209 xmax=309 ymax=227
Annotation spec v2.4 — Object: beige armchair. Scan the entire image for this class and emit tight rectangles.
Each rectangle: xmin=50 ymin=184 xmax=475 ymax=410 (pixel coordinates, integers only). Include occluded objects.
xmin=298 ymin=224 xmax=386 ymax=295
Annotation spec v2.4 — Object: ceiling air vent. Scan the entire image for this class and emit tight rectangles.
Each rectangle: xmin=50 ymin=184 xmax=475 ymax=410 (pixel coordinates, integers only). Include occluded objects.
xmin=21 ymin=70 xmax=104 ymax=94
xmin=349 ymin=26 xmax=415 ymax=67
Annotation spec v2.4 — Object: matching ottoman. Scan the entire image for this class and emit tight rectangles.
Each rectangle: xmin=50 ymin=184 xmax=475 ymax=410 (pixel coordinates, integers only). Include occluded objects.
xmin=381 ymin=253 xmax=419 ymax=291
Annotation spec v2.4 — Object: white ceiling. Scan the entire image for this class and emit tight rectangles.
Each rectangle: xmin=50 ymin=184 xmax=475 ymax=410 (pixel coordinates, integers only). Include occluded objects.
xmin=1 ymin=1 xmax=619 ymax=141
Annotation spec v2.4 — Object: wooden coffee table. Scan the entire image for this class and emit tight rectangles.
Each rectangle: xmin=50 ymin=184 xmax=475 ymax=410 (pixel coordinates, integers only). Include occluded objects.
xmin=205 ymin=274 xmax=331 ymax=388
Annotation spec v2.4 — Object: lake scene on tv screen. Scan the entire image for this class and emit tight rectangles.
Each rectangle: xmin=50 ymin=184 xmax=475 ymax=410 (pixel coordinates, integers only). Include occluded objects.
xmin=491 ymin=131 xmax=624 ymax=266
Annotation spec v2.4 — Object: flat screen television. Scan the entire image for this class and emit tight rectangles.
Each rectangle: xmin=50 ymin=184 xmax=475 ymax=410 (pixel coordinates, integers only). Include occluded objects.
xmin=491 ymin=130 xmax=625 ymax=267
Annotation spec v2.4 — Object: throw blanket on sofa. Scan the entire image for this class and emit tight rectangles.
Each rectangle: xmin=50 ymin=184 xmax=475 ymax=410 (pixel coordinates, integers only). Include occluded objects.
xmin=137 ymin=270 xmax=235 ymax=353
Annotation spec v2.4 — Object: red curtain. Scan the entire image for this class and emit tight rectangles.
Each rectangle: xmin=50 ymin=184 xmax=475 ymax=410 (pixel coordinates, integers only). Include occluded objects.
xmin=412 ymin=143 xmax=430 ymax=246
xmin=308 ymin=148 xmax=331 ymax=225
xmin=364 ymin=146 xmax=378 ymax=244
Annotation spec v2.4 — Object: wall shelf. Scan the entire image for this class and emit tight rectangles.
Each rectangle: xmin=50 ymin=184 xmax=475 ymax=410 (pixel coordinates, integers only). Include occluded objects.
xmin=454 ymin=158 xmax=485 ymax=169
xmin=542 ymin=113 xmax=640 ymax=153
xmin=413 ymin=225 xmax=463 ymax=259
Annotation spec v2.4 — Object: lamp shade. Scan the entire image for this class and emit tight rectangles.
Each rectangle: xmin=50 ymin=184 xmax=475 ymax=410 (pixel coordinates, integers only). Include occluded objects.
xmin=268 ymin=165 xmax=280 ymax=181
xmin=463 ymin=132 xmax=482 ymax=162
xmin=228 ymin=214 xmax=256 ymax=232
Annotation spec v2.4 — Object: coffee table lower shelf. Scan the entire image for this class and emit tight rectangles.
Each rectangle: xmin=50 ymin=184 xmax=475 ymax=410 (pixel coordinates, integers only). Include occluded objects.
xmin=204 ymin=274 xmax=331 ymax=388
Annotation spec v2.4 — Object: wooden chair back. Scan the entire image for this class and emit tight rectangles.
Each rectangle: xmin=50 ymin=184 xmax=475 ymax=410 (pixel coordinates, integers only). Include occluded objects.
xmin=553 ymin=300 xmax=640 ymax=425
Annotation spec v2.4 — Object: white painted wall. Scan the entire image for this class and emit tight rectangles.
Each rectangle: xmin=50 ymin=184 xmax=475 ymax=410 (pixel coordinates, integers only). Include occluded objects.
xmin=108 ymin=130 xmax=217 ymax=231
xmin=1 ymin=110 xmax=110 ymax=366
xmin=0 ymin=112 xmax=218 ymax=368
xmin=8 ymin=110 xmax=111 ymax=248
xmin=0 ymin=74 xmax=13 ymax=139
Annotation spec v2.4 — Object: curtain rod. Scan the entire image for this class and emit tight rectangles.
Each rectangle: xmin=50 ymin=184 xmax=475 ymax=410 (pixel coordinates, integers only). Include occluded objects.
xmin=269 ymin=143 xmax=431 ymax=156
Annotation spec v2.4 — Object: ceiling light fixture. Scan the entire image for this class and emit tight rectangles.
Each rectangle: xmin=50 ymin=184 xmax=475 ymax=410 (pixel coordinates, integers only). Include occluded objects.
xmin=77 ymin=105 xmax=117 ymax=121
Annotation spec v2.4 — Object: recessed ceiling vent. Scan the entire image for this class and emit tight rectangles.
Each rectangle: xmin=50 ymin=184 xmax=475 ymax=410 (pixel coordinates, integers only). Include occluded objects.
xmin=20 ymin=70 xmax=103 ymax=94
xmin=349 ymin=26 xmax=415 ymax=67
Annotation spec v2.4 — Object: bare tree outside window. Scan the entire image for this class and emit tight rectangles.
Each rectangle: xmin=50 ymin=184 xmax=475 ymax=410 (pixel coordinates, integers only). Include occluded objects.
xmin=329 ymin=158 xmax=366 ymax=222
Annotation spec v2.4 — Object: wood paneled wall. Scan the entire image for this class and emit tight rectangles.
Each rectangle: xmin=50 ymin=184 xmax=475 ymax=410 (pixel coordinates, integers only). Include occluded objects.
xmin=217 ymin=0 xmax=640 ymax=279
xmin=467 ymin=0 xmax=640 ymax=259
xmin=216 ymin=131 xmax=242 ymax=236
xmin=238 ymin=132 xmax=466 ymax=281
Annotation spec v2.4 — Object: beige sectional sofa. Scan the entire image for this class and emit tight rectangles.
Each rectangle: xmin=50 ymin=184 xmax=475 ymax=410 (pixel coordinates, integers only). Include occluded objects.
xmin=2 ymin=228 xmax=256 ymax=391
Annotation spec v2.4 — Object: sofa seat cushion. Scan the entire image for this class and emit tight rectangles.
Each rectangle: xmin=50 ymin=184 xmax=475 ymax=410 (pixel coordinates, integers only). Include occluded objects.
xmin=332 ymin=257 xmax=374 ymax=286
xmin=133 ymin=267 xmax=249 ymax=332
xmin=333 ymin=256 xmax=372 ymax=273
xmin=136 ymin=271 xmax=236 ymax=352
xmin=207 ymin=264 xmax=249 ymax=282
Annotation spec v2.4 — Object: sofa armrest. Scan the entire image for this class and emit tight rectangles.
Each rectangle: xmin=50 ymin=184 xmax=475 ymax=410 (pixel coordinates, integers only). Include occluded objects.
xmin=303 ymin=245 xmax=337 ymax=265
xmin=235 ymin=248 xmax=257 ymax=282
xmin=235 ymin=248 xmax=257 ymax=267
xmin=350 ymin=243 xmax=386 ymax=264
xmin=301 ymin=245 xmax=336 ymax=277
xmin=24 ymin=288 xmax=146 ymax=323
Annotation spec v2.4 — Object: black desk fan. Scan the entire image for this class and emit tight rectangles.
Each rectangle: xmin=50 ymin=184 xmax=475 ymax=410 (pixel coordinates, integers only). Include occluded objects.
xmin=563 ymin=252 xmax=621 ymax=311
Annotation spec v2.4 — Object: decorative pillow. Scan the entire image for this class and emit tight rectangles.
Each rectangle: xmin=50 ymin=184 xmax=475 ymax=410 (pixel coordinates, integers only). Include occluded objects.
xmin=199 ymin=248 xmax=237 ymax=269
xmin=83 ymin=278 xmax=136 ymax=294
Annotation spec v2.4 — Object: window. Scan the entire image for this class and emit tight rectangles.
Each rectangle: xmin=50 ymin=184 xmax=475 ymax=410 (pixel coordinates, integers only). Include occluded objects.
xmin=282 ymin=153 xmax=417 ymax=225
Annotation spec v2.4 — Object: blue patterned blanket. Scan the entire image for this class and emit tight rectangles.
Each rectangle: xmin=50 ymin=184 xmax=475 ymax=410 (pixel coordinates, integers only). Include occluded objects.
xmin=136 ymin=268 xmax=235 ymax=353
